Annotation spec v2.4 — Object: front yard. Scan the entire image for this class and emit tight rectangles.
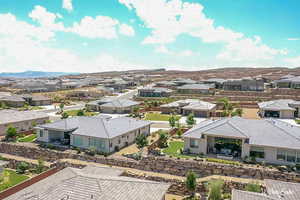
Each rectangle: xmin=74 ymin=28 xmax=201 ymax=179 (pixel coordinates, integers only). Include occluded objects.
xmin=65 ymin=109 xmax=98 ymax=116
xmin=0 ymin=169 xmax=29 ymax=192
xmin=17 ymin=134 xmax=37 ymax=143
xmin=145 ymin=113 xmax=181 ymax=121
xmin=162 ymin=141 xmax=197 ymax=159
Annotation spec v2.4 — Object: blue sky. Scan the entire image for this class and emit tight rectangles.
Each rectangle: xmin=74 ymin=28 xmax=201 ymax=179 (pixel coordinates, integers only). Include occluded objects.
xmin=0 ymin=0 xmax=299 ymax=72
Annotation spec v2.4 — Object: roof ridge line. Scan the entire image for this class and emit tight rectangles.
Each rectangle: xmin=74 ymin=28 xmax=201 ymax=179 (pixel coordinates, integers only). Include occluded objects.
xmin=266 ymin=119 xmax=300 ymax=142
xmin=227 ymin=120 xmax=249 ymax=138
xmin=99 ymin=118 xmax=110 ymax=138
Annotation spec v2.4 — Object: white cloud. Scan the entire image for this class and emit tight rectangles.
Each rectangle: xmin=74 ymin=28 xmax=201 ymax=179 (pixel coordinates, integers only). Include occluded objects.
xmin=29 ymin=5 xmax=65 ymax=31
xmin=179 ymin=50 xmax=193 ymax=57
xmin=119 ymin=0 xmax=286 ymax=62
xmin=285 ymin=56 xmax=300 ymax=67
xmin=62 ymin=0 xmax=73 ymax=12
xmin=119 ymin=23 xmax=135 ymax=36
xmin=287 ymin=38 xmax=300 ymax=41
xmin=155 ymin=45 xmax=171 ymax=54
xmin=69 ymin=16 xmax=119 ymax=39
xmin=0 ymin=12 xmax=144 ymax=73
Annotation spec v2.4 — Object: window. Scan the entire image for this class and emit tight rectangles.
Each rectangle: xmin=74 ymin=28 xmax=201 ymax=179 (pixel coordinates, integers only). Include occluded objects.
xmin=190 ymin=139 xmax=199 ymax=148
xmin=39 ymin=131 xmax=43 ymax=138
xmin=250 ymin=146 xmax=265 ymax=159
xmin=73 ymin=136 xmax=83 ymax=146
xmin=89 ymin=138 xmax=105 ymax=151
xmin=277 ymin=149 xmax=298 ymax=163
xmin=287 ymin=150 xmax=296 ymax=162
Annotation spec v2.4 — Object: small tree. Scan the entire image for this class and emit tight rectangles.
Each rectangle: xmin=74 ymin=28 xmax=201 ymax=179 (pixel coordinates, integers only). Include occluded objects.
xmin=35 ymin=158 xmax=45 ymax=174
xmin=59 ymin=103 xmax=65 ymax=112
xmin=186 ymin=113 xmax=196 ymax=126
xmin=185 ymin=171 xmax=197 ymax=197
xmin=158 ymin=131 xmax=169 ymax=148
xmin=135 ymin=134 xmax=148 ymax=150
xmin=218 ymin=97 xmax=234 ymax=117
xmin=5 ymin=126 xmax=18 ymax=141
xmin=16 ymin=162 xmax=29 ymax=174
xmin=61 ymin=112 xmax=69 ymax=119
xmin=77 ymin=109 xmax=85 ymax=116
xmin=245 ymin=182 xmax=261 ymax=193
xmin=168 ymin=115 xmax=176 ymax=129
xmin=208 ymin=179 xmax=224 ymax=200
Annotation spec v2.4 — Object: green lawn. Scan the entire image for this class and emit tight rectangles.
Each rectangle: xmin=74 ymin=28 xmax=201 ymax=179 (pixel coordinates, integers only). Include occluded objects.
xmin=65 ymin=110 xmax=97 ymax=116
xmin=145 ymin=113 xmax=181 ymax=121
xmin=162 ymin=141 xmax=197 ymax=159
xmin=0 ymin=169 xmax=29 ymax=192
xmin=17 ymin=134 xmax=37 ymax=142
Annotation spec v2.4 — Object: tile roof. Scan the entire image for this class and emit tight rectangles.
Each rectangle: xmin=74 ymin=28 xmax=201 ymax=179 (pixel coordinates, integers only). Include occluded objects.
xmin=183 ymin=117 xmax=300 ymax=150
xmin=0 ymin=110 xmax=49 ymax=125
xmin=177 ymin=84 xmax=214 ymax=90
xmin=258 ymin=99 xmax=299 ymax=111
xmin=6 ymin=166 xmax=170 ymax=200
xmin=265 ymin=179 xmax=300 ymax=200
xmin=161 ymin=99 xmax=216 ymax=110
xmin=100 ymin=99 xmax=140 ymax=108
xmin=38 ymin=116 xmax=152 ymax=139
xmin=232 ymin=189 xmax=276 ymax=200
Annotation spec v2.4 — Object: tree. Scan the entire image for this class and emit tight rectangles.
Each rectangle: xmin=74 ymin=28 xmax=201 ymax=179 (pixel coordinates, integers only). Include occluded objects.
xmin=208 ymin=179 xmax=224 ymax=200
xmin=185 ymin=171 xmax=197 ymax=197
xmin=77 ymin=109 xmax=85 ymax=116
xmin=132 ymin=106 xmax=141 ymax=118
xmin=5 ymin=126 xmax=18 ymax=141
xmin=168 ymin=115 xmax=176 ymax=129
xmin=35 ymin=158 xmax=45 ymax=174
xmin=158 ymin=131 xmax=169 ymax=148
xmin=61 ymin=112 xmax=69 ymax=119
xmin=59 ymin=103 xmax=65 ymax=112
xmin=186 ymin=113 xmax=196 ymax=126
xmin=233 ymin=108 xmax=243 ymax=117
xmin=135 ymin=134 xmax=148 ymax=150
xmin=218 ymin=97 xmax=234 ymax=117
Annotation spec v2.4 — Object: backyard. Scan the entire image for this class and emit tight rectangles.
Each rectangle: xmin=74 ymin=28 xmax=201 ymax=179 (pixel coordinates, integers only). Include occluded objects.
xmin=65 ymin=109 xmax=98 ymax=117
xmin=145 ymin=113 xmax=181 ymax=121
xmin=17 ymin=134 xmax=37 ymax=143
xmin=0 ymin=169 xmax=29 ymax=192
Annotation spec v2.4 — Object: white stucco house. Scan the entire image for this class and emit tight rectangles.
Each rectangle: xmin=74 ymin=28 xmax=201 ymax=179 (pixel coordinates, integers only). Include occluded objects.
xmin=258 ymin=99 xmax=300 ymax=119
xmin=36 ymin=115 xmax=151 ymax=153
xmin=183 ymin=116 xmax=300 ymax=165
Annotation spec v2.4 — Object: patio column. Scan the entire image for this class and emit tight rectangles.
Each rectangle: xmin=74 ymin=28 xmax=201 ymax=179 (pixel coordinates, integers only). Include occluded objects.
xmin=241 ymin=139 xmax=250 ymax=159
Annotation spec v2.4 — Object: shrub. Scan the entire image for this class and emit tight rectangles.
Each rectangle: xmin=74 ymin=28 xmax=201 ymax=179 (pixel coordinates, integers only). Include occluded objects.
xmin=208 ymin=179 xmax=224 ymax=200
xmin=86 ymin=147 xmax=97 ymax=156
xmin=5 ymin=126 xmax=18 ymax=141
xmin=77 ymin=109 xmax=85 ymax=116
xmin=245 ymin=182 xmax=261 ymax=193
xmin=158 ymin=131 xmax=169 ymax=148
xmin=135 ymin=134 xmax=148 ymax=149
xmin=185 ymin=171 xmax=197 ymax=196
xmin=16 ymin=162 xmax=29 ymax=174
xmin=35 ymin=159 xmax=45 ymax=174
xmin=206 ymin=158 xmax=240 ymax=166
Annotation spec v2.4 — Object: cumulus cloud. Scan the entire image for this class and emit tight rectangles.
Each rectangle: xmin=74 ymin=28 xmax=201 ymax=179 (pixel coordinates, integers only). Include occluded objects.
xmin=119 ymin=23 xmax=135 ymax=36
xmin=285 ymin=56 xmax=300 ymax=67
xmin=119 ymin=0 xmax=286 ymax=62
xmin=63 ymin=0 xmax=73 ymax=12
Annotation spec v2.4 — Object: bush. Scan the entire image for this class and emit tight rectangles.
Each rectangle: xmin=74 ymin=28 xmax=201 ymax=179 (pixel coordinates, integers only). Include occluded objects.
xmin=208 ymin=179 xmax=224 ymax=200
xmin=16 ymin=162 xmax=29 ymax=174
xmin=35 ymin=159 xmax=45 ymax=174
xmin=5 ymin=126 xmax=18 ymax=141
xmin=86 ymin=147 xmax=97 ymax=156
xmin=245 ymin=182 xmax=261 ymax=193
xmin=185 ymin=171 xmax=197 ymax=196
xmin=206 ymin=158 xmax=240 ymax=166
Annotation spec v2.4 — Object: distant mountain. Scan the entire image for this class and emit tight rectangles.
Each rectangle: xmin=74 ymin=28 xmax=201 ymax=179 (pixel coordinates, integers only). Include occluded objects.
xmin=0 ymin=71 xmax=79 ymax=78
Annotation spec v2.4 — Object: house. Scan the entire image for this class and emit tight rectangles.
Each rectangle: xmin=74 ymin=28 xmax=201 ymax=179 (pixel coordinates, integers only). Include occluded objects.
xmin=201 ymin=78 xmax=226 ymax=89
xmin=138 ymin=87 xmax=173 ymax=97
xmin=183 ymin=116 xmax=300 ymax=165
xmin=100 ymin=99 xmax=140 ymax=114
xmin=5 ymin=165 xmax=170 ymax=200
xmin=223 ymin=77 xmax=264 ymax=91
xmin=161 ymin=99 xmax=216 ymax=117
xmin=0 ymin=110 xmax=49 ymax=136
xmin=232 ymin=179 xmax=300 ymax=200
xmin=0 ymin=95 xmax=26 ymax=107
xmin=22 ymin=95 xmax=52 ymax=106
xmin=258 ymin=99 xmax=300 ymax=118
xmin=36 ymin=116 xmax=151 ymax=153
xmin=274 ymin=76 xmax=300 ymax=89
xmin=155 ymin=81 xmax=177 ymax=88
xmin=86 ymin=98 xmax=140 ymax=114
xmin=173 ymin=78 xmax=197 ymax=86
xmin=177 ymin=84 xmax=215 ymax=94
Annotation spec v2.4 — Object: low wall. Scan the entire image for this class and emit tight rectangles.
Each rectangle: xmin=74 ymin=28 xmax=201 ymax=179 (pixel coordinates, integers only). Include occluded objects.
xmin=1 ymin=142 xmax=300 ymax=183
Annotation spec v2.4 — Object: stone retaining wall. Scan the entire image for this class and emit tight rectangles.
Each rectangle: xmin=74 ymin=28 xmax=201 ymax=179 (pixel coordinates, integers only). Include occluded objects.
xmin=1 ymin=142 xmax=300 ymax=183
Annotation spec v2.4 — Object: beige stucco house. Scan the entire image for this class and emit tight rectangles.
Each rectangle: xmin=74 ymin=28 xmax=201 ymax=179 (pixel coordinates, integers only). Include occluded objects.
xmin=183 ymin=117 xmax=300 ymax=165
xmin=36 ymin=115 xmax=151 ymax=153
xmin=0 ymin=110 xmax=49 ymax=135
xmin=258 ymin=99 xmax=300 ymax=118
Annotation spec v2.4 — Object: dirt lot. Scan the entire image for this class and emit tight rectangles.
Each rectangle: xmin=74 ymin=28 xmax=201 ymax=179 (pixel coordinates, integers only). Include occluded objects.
xmin=242 ymin=108 xmax=260 ymax=119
